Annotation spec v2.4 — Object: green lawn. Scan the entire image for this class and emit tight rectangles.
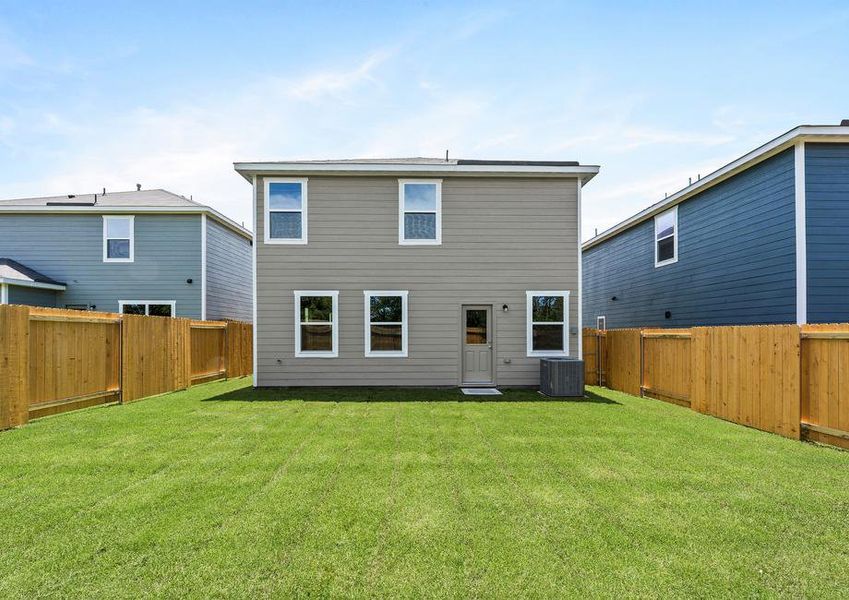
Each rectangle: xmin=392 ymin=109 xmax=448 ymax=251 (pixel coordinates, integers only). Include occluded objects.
xmin=2 ymin=380 xmax=848 ymax=598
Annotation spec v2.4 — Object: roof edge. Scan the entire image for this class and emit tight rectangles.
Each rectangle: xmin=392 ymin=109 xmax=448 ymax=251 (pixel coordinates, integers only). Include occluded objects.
xmin=0 ymin=277 xmax=66 ymax=291
xmin=582 ymin=125 xmax=849 ymax=251
xmin=233 ymin=161 xmax=600 ymax=183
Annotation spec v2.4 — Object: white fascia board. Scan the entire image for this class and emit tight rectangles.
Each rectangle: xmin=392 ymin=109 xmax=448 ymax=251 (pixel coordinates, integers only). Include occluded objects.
xmin=0 ymin=277 xmax=66 ymax=291
xmin=583 ymin=126 xmax=849 ymax=250
xmin=0 ymin=205 xmax=253 ymax=240
xmin=201 ymin=213 xmax=208 ymax=321
xmin=234 ymin=162 xmax=600 ymax=182
xmin=795 ymin=142 xmax=807 ymax=325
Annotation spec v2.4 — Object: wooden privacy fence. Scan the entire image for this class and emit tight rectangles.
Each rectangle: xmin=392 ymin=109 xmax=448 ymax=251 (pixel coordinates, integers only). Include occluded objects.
xmin=584 ymin=324 xmax=849 ymax=449
xmin=0 ymin=305 xmax=252 ymax=430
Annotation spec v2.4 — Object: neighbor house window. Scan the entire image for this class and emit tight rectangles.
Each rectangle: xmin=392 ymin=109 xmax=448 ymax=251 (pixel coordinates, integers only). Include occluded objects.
xmin=399 ymin=180 xmax=441 ymax=245
xmin=364 ymin=291 xmax=408 ymax=357
xmin=295 ymin=291 xmax=338 ymax=357
xmin=597 ymin=316 xmax=606 ymax=330
xmin=526 ymin=291 xmax=570 ymax=357
xmin=119 ymin=301 xmax=175 ymax=317
xmin=654 ymin=207 xmax=678 ymax=267
xmin=103 ymin=216 xmax=134 ymax=262
xmin=265 ymin=178 xmax=308 ymax=244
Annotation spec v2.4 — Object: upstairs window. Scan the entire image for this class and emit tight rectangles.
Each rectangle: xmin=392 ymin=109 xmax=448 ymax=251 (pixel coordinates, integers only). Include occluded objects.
xmin=526 ymin=291 xmax=570 ymax=357
xmin=654 ymin=207 xmax=678 ymax=267
xmin=266 ymin=179 xmax=308 ymax=244
xmin=103 ymin=216 xmax=134 ymax=262
xmin=364 ymin=291 xmax=408 ymax=357
xmin=399 ymin=180 xmax=441 ymax=245
xmin=295 ymin=291 xmax=338 ymax=357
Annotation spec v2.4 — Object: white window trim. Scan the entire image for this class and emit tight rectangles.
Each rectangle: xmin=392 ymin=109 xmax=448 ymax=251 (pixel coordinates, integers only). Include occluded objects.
xmin=103 ymin=215 xmax=135 ymax=263
xmin=118 ymin=300 xmax=176 ymax=317
xmin=398 ymin=179 xmax=442 ymax=245
xmin=364 ymin=290 xmax=408 ymax=358
xmin=264 ymin=177 xmax=308 ymax=245
xmin=597 ymin=315 xmax=606 ymax=331
xmin=654 ymin=206 xmax=678 ymax=268
xmin=294 ymin=290 xmax=338 ymax=358
xmin=526 ymin=290 xmax=570 ymax=357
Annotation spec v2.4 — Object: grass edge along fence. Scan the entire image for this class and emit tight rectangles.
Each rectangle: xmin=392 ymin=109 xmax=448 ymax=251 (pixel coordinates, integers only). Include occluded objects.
xmin=583 ymin=324 xmax=849 ymax=450
xmin=0 ymin=304 xmax=251 ymax=430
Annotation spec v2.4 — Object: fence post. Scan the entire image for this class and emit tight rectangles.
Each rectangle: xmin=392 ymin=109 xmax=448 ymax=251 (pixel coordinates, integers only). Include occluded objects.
xmin=0 ymin=305 xmax=30 ymax=428
xmin=639 ymin=329 xmax=645 ymax=397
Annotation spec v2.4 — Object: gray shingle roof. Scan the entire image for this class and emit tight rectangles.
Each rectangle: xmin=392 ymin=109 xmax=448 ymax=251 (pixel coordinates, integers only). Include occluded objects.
xmin=242 ymin=157 xmax=580 ymax=167
xmin=0 ymin=189 xmax=204 ymax=208
xmin=0 ymin=258 xmax=65 ymax=287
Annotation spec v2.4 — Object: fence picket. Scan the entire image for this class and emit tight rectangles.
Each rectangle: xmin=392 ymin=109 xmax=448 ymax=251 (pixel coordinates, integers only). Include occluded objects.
xmin=0 ymin=305 xmax=252 ymax=428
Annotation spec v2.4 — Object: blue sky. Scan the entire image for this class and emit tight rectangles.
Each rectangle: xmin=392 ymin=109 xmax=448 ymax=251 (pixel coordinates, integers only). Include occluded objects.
xmin=1 ymin=1 xmax=847 ymax=239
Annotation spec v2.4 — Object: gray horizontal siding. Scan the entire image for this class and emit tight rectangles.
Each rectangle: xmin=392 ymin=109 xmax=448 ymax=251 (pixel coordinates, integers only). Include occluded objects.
xmin=205 ymin=217 xmax=253 ymax=322
xmin=0 ymin=214 xmax=202 ymax=317
xmin=256 ymin=176 xmax=580 ymax=387
xmin=583 ymin=148 xmax=797 ymax=328
xmin=806 ymin=142 xmax=849 ymax=323
xmin=7 ymin=285 xmax=58 ymax=307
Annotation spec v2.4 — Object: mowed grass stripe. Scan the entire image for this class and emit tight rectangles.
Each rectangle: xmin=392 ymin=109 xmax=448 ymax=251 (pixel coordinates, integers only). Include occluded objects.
xmin=1 ymin=381 xmax=848 ymax=598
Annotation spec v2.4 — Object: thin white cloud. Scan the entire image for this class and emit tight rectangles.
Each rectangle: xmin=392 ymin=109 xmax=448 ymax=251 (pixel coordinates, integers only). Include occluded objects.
xmin=285 ymin=49 xmax=394 ymax=100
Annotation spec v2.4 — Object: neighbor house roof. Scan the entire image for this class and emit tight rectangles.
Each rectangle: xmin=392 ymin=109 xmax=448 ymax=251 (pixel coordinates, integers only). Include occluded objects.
xmin=0 ymin=258 xmax=66 ymax=291
xmin=583 ymin=123 xmax=849 ymax=250
xmin=234 ymin=157 xmax=600 ymax=183
xmin=0 ymin=189 xmax=252 ymax=239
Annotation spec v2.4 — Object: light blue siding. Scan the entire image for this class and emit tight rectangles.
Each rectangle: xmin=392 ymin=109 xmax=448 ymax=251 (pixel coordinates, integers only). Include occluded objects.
xmin=806 ymin=143 xmax=849 ymax=323
xmin=7 ymin=285 xmax=58 ymax=307
xmin=0 ymin=214 xmax=202 ymax=317
xmin=206 ymin=218 xmax=252 ymax=322
xmin=583 ymin=148 xmax=797 ymax=328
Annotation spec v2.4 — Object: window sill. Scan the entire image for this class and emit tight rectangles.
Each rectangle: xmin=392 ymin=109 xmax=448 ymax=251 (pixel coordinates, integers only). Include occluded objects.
xmin=365 ymin=352 xmax=408 ymax=358
xmin=527 ymin=351 xmax=570 ymax=358
xmin=265 ymin=238 xmax=308 ymax=245
xmin=103 ymin=259 xmax=134 ymax=263
xmin=654 ymin=257 xmax=678 ymax=268
xmin=294 ymin=352 xmax=338 ymax=358
xmin=399 ymin=240 xmax=441 ymax=246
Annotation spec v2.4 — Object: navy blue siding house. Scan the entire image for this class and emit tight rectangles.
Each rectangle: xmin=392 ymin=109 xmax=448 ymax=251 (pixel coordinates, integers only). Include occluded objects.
xmin=583 ymin=123 xmax=849 ymax=329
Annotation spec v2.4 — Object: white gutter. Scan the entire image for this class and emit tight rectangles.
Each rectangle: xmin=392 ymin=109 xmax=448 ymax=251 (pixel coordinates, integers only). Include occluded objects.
xmin=0 ymin=205 xmax=253 ymax=241
xmin=0 ymin=277 xmax=66 ymax=291
xmin=234 ymin=162 xmax=600 ymax=182
xmin=583 ymin=126 xmax=849 ymax=250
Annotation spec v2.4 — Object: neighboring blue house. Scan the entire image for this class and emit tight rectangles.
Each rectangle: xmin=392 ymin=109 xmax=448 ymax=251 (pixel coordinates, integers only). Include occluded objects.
xmin=583 ymin=122 xmax=849 ymax=329
xmin=0 ymin=189 xmax=253 ymax=321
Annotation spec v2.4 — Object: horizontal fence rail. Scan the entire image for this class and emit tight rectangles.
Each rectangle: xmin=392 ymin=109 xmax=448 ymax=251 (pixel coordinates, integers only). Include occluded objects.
xmin=584 ymin=324 xmax=849 ymax=449
xmin=0 ymin=305 xmax=252 ymax=429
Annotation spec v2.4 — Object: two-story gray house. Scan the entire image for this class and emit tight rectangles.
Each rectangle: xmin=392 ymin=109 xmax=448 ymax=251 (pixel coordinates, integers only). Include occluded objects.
xmin=0 ymin=189 xmax=252 ymax=321
xmin=583 ymin=122 xmax=849 ymax=329
xmin=234 ymin=158 xmax=599 ymax=387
